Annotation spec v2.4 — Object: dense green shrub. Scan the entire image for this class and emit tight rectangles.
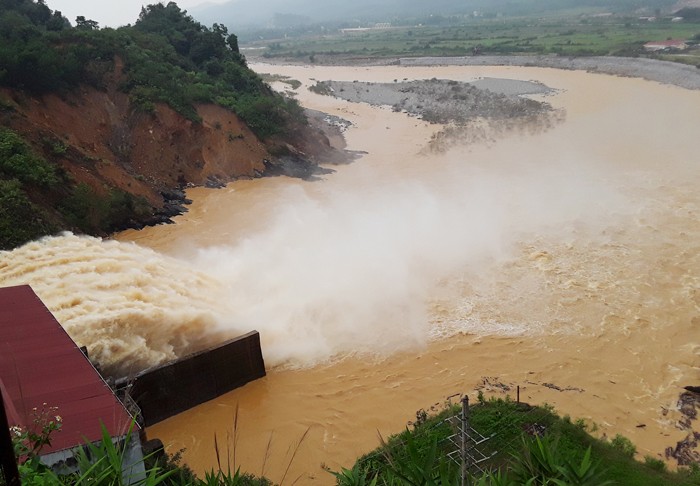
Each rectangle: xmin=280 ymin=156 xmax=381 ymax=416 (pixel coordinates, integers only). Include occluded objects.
xmin=229 ymin=95 xmax=292 ymax=139
xmin=0 ymin=128 xmax=58 ymax=186
xmin=60 ymin=183 xmax=151 ymax=234
xmin=644 ymin=455 xmax=667 ymax=472
xmin=610 ymin=434 xmax=637 ymax=458
xmin=0 ymin=0 xmax=305 ymax=138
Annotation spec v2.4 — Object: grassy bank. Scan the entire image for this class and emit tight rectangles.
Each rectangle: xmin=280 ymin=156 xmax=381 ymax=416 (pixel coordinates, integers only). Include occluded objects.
xmin=331 ymin=397 xmax=700 ymax=485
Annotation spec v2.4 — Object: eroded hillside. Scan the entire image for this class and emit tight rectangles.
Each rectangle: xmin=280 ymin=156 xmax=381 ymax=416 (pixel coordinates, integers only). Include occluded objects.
xmin=0 ymin=0 xmax=337 ymax=249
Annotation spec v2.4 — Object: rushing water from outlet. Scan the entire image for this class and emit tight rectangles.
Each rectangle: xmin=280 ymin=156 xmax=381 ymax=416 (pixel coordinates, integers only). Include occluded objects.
xmin=2 ymin=64 xmax=699 ymax=483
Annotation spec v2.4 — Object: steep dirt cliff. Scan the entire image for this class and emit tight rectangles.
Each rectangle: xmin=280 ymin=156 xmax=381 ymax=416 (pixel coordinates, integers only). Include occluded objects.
xmin=0 ymin=75 xmax=339 ymax=240
xmin=4 ymin=86 xmax=267 ymax=202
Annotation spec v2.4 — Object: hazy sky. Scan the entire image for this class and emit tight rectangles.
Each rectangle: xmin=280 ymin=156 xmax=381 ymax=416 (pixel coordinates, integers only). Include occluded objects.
xmin=47 ymin=0 xmax=230 ymax=28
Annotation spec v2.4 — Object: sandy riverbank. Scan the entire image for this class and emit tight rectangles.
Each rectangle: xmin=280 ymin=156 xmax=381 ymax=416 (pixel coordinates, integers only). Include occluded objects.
xmin=253 ymin=54 xmax=700 ymax=90
xmin=400 ymin=56 xmax=700 ymax=90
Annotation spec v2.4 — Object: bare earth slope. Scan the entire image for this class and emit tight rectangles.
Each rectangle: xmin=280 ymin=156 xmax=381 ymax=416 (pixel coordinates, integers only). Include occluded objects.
xmin=0 ymin=74 xmax=343 ymax=237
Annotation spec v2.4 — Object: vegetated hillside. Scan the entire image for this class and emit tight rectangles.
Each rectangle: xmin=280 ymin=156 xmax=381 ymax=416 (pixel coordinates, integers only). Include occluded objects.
xmin=192 ymin=0 xmax=677 ymax=32
xmin=0 ymin=0 xmax=334 ymax=250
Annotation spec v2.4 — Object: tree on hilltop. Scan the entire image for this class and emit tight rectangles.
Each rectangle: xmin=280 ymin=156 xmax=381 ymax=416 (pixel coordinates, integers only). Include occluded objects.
xmin=75 ymin=15 xmax=99 ymax=30
xmin=135 ymin=2 xmax=241 ymax=68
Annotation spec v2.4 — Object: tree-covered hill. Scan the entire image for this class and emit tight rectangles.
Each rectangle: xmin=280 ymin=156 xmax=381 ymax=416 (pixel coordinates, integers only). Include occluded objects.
xmin=0 ymin=0 xmax=317 ymax=250
xmin=0 ymin=0 xmax=303 ymax=136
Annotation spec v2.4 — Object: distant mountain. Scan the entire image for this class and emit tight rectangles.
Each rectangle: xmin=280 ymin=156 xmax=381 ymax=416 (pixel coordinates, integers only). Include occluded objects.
xmin=190 ymin=0 xmax=514 ymax=28
xmin=191 ymin=0 xmax=464 ymax=26
xmin=673 ymin=0 xmax=700 ymax=10
xmin=190 ymin=0 xmax=677 ymax=30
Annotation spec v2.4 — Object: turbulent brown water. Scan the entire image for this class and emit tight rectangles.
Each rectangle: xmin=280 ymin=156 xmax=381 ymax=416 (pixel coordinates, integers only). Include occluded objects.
xmin=2 ymin=64 xmax=699 ymax=483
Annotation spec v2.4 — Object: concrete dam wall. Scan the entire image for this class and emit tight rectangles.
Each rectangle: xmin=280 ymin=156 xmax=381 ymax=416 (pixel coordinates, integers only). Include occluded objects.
xmin=128 ymin=331 xmax=266 ymax=425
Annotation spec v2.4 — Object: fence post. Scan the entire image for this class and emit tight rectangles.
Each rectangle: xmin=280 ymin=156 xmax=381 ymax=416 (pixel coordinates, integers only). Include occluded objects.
xmin=0 ymin=389 xmax=20 ymax=486
xmin=461 ymin=395 xmax=470 ymax=486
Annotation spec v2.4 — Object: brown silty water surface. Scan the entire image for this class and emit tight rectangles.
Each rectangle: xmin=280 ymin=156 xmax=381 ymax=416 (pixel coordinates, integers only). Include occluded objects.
xmin=128 ymin=64 xmax=700 ymax=481
xmin=1 ymin=64 xmax=698 ymax=483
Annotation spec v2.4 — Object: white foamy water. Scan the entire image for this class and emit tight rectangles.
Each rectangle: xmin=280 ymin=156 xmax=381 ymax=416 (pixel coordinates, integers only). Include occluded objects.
xmin=192 ymin=153 xmax=630 ymax=362
xmin=0 ymin=233 xmax=233 ymax=376
xmin=1 ymin=146 xmax=628 ymax=375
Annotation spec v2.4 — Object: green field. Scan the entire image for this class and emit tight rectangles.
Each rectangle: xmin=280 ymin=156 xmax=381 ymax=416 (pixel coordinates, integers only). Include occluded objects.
xmin=248 ymin=14 xmax=700 ymax=65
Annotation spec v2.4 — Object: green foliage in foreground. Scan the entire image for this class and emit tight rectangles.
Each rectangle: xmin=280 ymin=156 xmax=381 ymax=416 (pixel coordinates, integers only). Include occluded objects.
xmin=4 ymin=416 xmax=274 ymax=486
xmin=331 ymin=397 xmax=700 ymax=486
xmin=7 ymin=398 xmax=700 ymax=485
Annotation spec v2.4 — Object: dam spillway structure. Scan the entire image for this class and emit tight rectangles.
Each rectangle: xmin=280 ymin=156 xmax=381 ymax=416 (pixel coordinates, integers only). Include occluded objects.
xmin=121 ymin=331 xmax=266 ymax=426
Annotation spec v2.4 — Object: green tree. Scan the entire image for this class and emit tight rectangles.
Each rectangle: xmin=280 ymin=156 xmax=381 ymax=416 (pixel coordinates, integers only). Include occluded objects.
xmin=0 ymin=128 xmax=58 ymax=186
xmin=75 ymin=15 xmax=99 ymax=30
xmin=60 ymin=183 xmax=150 ymax=234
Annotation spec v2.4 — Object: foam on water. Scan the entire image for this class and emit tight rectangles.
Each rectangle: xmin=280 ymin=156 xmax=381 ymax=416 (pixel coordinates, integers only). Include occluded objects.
xmin=0 ymin=149 xmax=629 ymax=377
xmin=0 ymin=233 xmax=234 ymax=376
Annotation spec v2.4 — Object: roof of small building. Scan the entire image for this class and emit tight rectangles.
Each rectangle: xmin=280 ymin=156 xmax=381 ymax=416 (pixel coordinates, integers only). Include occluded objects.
xmin=0 ymin=285 xmax=136 ymax=454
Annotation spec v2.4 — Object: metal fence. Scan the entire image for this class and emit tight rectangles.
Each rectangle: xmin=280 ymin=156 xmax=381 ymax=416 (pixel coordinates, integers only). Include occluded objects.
xmin=352 ymin=388 xmax=566 ymax=485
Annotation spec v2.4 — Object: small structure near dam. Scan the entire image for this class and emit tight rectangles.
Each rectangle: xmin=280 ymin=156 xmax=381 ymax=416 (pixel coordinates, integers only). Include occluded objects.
xmin=122 ymin=331 xmax=266 ymax=426
xmin=0 ymin=285 xmax=143 ymax=479
xmin=0 ymin=283 xmax=266 ymax=482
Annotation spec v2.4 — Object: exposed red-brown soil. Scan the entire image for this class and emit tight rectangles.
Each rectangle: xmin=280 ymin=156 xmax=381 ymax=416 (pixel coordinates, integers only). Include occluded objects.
xmin=3 ymin=86 xmax=268 ymax=204
xmin=0 ymin=65 xmax=341 ymax=236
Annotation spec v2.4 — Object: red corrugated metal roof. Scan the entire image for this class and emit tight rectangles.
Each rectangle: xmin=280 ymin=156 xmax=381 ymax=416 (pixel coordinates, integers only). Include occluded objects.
xmin=0 ymin=285 xmax=137 ymax=454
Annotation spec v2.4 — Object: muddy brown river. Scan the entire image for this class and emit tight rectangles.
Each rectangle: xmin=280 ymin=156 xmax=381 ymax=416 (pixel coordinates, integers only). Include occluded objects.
xmin=2 ymin=64 xmax=699 ymax=483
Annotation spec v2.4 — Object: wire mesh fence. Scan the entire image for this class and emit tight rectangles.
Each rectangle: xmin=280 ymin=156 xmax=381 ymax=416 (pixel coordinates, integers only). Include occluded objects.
xmin=449 ymin=390 xmax=570 ymax=482
xmin=350 ymin=388 xmax=574 ymax=484
xmin=443 ymin=398 xmax=497 ymax=478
